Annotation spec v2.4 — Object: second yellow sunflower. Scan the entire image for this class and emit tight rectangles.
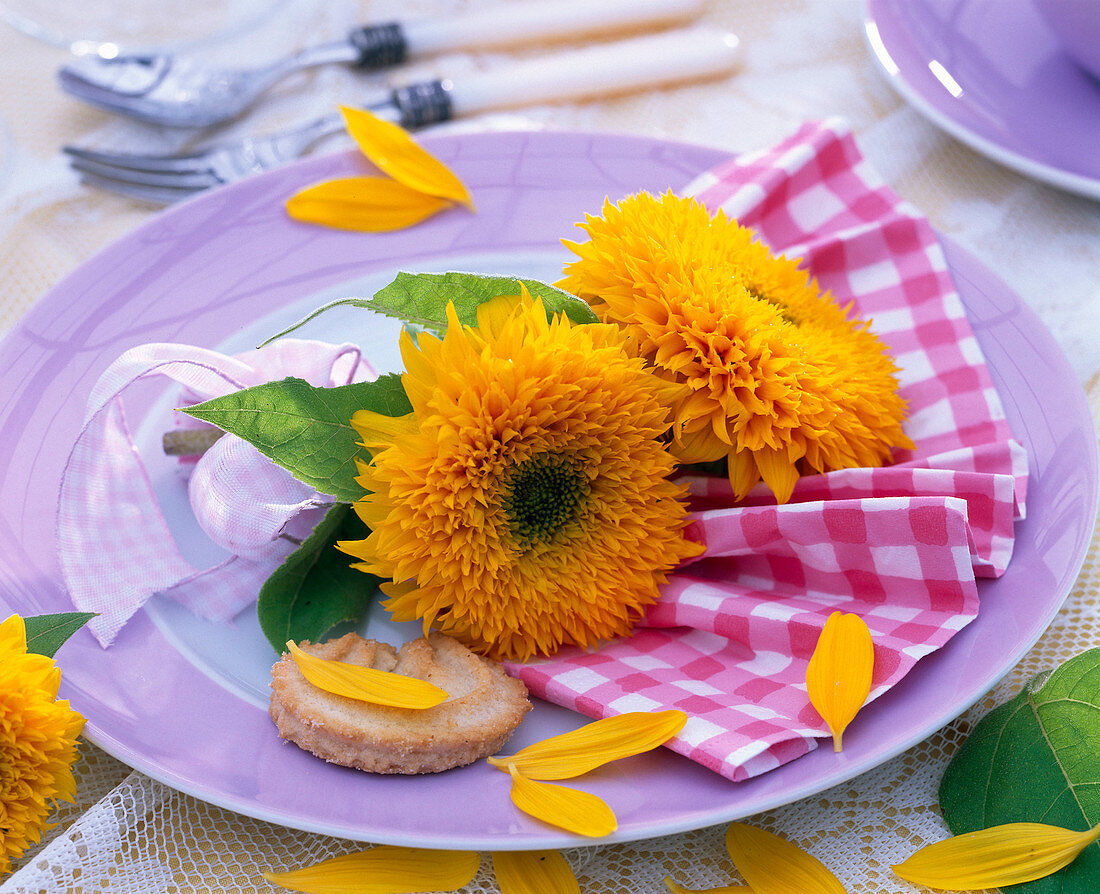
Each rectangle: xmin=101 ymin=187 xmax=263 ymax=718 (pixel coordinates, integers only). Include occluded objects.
xmin=558 ymin=191 xmax=914 ymax=502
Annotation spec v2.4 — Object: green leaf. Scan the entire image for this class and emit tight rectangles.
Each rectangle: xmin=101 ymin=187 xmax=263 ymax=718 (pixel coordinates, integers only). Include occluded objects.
xmin=182 ymin=374 xmax=411 ymax=502
xmin=262 ymin=271 xmax=598 ymax=343
xmin=24 ymin=612 xmax=95 ymax=657
xmin=257 ymin=503 xmax=381 ymax=654
xmin=939 ymin=648 xmax=1100 ymax=893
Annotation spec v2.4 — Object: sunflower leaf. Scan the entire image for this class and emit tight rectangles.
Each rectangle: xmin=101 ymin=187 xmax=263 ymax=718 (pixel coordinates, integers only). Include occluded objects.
xmin=938 ymin=648 xmax=1100 ymax=894
xmin=23 ymin=612 xmax=95 ymax=658
xmin=181 ymin=374 xmax=411 ymax=502
xmin=257 ymin=504 xmax=379 ymax=654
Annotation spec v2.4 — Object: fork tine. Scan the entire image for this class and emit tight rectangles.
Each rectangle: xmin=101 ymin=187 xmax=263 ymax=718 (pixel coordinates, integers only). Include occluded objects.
xmin=74 ymin=172 xmax=198 ymax=205
xmin=63 ymin=144 xmax=218 ymax=175
xmin=67 ymin=155 xmax=223 ymax=191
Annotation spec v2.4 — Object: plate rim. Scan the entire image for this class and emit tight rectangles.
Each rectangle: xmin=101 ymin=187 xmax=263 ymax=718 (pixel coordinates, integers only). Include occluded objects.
xmin=0 ymin=128 xmax=1095 ymax=848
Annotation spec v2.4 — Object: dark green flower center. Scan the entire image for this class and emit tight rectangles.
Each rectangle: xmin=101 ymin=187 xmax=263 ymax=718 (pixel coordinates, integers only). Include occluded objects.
xmin=748 ymin=287 xmax=799 ymax=325
xmin=502 ymin=453 xmax=590 ymax=549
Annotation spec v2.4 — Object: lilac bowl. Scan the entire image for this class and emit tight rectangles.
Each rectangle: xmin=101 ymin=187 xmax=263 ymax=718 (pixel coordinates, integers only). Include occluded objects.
xmin=1033 ymin=0 xmax=1100 ymax=80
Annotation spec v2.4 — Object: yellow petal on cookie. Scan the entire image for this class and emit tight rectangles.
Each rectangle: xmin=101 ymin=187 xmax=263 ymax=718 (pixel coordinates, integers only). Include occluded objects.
xmin=492 ymin=850 xmax=580 ymax=894
xmin=340 ymin=105 xmax=475 ymax=209
xmin=805 ymin=611 xmax=874 ymax=752
xmin=487 ymin=710 xmax=687 ymax=780
xmin=263 ymin=846 xmax=479 ymax=894
xmin=892 ymin=821 xmax=1100 ymax=889
xmin=664 ymin=877 xmax=750 ymax=894
xmin=287 ymin=641 xmax=448 ymax=709
xmin=507 ymin=766 xmax=617 ymax=838
xmin=724 ymin=822 xmax=847 ymax=894
xmin=286 ymin=177 xmax=453 ymax=232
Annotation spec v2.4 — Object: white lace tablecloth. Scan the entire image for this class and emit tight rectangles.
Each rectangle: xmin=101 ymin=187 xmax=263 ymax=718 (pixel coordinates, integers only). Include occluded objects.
xmin=1 ymin=1 xmax=1098 ymax=892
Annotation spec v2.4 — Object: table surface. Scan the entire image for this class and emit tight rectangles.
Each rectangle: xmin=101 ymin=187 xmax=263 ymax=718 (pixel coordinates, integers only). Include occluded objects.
xmin=1 ymin=1 xmax=1098 ymax=892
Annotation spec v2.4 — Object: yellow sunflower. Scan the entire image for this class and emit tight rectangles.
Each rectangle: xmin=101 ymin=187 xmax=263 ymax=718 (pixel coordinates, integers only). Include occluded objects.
xmin=558 ymin=190 xmax=914 ymax=502
xmin=0 ymin=614 xmax=84 ymax=876
xmin=339 ymin=291 xmax=702 ymax=661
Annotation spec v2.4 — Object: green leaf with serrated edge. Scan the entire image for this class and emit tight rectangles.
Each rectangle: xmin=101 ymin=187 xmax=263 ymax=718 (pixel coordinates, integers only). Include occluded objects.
xmin=24 ymin=612 xmax=95 ymax=658
xmin=939 ymin=648 xmax=1100 ymax=894
xmin=257 ymin=504 xmax=380 ymax=654
xmin=260 ymin=271 xmax=598 ymax=344
xmin=181 ymin=374 xmax=410 ymax=503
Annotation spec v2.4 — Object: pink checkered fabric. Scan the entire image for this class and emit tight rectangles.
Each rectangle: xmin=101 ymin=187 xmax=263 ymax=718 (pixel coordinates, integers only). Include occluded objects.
xmin=506 ymin=120 xmax=1027 ymax=782
xmin=57 ymin=340 xmax=373 ymax=645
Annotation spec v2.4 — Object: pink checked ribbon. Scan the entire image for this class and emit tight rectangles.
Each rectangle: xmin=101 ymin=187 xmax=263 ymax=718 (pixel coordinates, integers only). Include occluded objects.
xmin=57 ymin=339 xmax=373 ymax=645
xmin=505 ymin=120 xmax=1027 ymax=781
xmin=56 ymin=120 xmax=1027 ymax=784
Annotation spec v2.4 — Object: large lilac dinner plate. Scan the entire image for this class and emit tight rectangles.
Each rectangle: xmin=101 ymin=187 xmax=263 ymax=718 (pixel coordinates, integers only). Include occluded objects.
xmin=0 ymin=131 xmax=1095 ymax=849
xmin=865 ymin=0 xmax=1100 ymax=201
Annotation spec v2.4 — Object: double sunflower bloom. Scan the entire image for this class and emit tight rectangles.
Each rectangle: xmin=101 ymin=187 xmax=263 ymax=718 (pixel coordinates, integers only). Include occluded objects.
xmin=340 ymin=191 xmax=912 ymax=662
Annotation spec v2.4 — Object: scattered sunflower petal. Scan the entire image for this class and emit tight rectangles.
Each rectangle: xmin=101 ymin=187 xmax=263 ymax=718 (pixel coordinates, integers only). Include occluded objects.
xmin=724 ymin=822 xmax=846 ymax=894
xmin=487 ymin=710 xmax=687 ymax=780
xmin=286 ymin=177 xmax=453 ymax=232
xmin=341 ymin=105 xmax=474 ymax=208
xmin=892 ymin=821 xmax=1100 ymax=889
xmin=287 ymin=640 xmax=448 ymax=709
xmin=664 ymin=877 xmax=751 ymax=893
xmin=507 ymin=766 xmax=617 ymax=837
xmin=262 ymin=846 xmax=479 ymax=894
xmin=805 ymin=611 xmax=874 ymax=751
xmin=493 ymin=850 xmax=580 ymax=894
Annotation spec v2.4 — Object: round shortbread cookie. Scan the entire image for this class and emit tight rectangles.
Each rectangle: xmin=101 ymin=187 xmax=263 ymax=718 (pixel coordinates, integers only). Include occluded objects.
xmin=269 ymin=632 xmax=532 ymax=774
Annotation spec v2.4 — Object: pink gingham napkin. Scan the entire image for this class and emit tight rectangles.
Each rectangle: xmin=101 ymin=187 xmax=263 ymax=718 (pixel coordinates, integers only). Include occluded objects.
xmin=506 ymin=120 xmax=1027 ymax=781
xmin=57 ymin=339 xmax=373 ymax=645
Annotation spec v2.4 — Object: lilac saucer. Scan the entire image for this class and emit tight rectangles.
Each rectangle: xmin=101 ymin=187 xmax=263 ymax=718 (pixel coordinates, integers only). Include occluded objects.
xmin=865 ymin=0 xmax=1100 ymax=200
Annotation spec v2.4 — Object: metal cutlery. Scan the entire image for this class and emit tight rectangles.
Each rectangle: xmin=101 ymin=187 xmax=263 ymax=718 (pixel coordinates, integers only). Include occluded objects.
xmin=65 ymin=28 xmax=740 ymax=204
xmin=58 ymin=0 xmax=704 ymax=128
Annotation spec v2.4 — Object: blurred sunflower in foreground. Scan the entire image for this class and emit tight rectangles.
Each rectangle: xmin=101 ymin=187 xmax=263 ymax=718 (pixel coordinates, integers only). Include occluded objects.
xmin=558 ymin=191 xmax=914 ymax=503
xmin=340 ymin=290 xmax=702 ymax=661
xmin=0 ymin=614 xmax=84 ymax=876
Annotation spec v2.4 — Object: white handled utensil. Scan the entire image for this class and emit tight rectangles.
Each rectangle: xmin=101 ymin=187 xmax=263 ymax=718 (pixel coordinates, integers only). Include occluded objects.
xmin=64 ymin=28 xmax=741 ymax=203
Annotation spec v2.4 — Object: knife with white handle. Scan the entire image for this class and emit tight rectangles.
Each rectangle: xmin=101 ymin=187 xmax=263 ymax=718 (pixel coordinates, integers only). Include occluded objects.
xmin=388 ymin=0 xmax=707 ymax=57
xmin=377 ymin=28 xmax=741 ymax=126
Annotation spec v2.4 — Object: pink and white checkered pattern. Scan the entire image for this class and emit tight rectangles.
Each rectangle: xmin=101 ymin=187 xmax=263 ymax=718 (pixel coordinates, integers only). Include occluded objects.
xmin=505 ymin=120 xmax=1027 ymax=781
xmin=57 ymin=339 xmax=373 ymax=645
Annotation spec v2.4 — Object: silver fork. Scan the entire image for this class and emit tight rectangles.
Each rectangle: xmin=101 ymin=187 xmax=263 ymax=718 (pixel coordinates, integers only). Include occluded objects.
xmin=64 ymin=28 xmax=742 ymax=204
xmin=64 ymin=82 xmax=446 ymax=204
xmin=58 ymin=0 xmax=705 ymax=128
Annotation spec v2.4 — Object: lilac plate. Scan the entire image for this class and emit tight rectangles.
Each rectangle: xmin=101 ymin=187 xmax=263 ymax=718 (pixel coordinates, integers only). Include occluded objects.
xmin=0 ymin=132 xmax=1095 ymax=849
xmin=865 ymin=0 xmax=1100 ymax=200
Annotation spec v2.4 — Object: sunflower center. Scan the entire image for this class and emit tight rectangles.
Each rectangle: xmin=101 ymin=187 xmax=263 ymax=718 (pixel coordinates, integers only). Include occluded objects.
xmin=502 ymin=453 xmax=590 ymax=549
xmin=747 ymin=287 xmax=799 ymax=325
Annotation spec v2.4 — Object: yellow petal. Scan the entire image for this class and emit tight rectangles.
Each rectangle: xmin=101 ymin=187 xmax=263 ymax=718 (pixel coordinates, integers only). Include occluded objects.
xmin=724 ymin=823 xmax=846 ymax=894
xmin=0 ymin=613 xmax=27 ymax=653
xmin=892 ymin=821 xmax=1100 ymax=889
xmin=507 ymin=767 xmax=617 ymax=837
xmin=493 ymin=851 xmax=580 ymax=894
xmin=804 ymin=611 xmax=873 ymax=752
xmin=287 ymin=641 xmax=448 ymax=709
xmin=286 ymin=177 xmax=453 ymax=231
xmin=474 ymin=291 xmax=527 ymax=339
xmin=753 ymin=446 xmax=799 ymax=504
xmin=487 ymin=710 xmax=686 ymax=780
xmin=664 ymin=877 xmax=751 ymax=894
xmin=263 ymin=846 xmax=479 ymax=894
xmin=340 ymin=105 xmax=475 ymax=209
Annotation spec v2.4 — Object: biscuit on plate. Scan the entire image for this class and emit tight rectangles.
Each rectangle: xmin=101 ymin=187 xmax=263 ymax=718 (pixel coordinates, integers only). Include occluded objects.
xmin=269 ymin=632 xmax=531 ymax=774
